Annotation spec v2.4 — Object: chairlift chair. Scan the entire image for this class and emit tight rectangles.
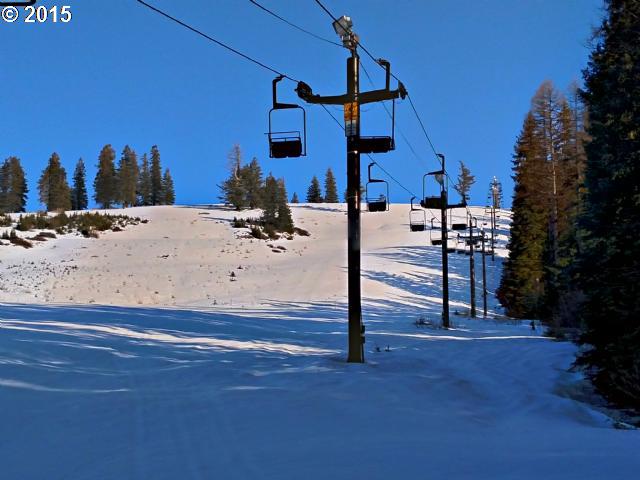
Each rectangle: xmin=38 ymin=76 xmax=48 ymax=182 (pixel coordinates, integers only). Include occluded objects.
xmin=357 ymin=60 xmax=399 ymax=154
xmin=421 ymin=170 xmax=444 ymax=210
xmin=450 ymin=195 xmax=468 ymax=231
xmin=365 ymin=163 xmax=389 ymax=212
xmin=409 ymin=196 xmax=426 ymax=232
xmin=268 ymin=75 xmax=307 ymax=159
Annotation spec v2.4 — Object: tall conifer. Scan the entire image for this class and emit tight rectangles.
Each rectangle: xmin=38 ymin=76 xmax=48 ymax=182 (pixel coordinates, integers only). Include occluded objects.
xmin=38 ymin=153 xmax=71 ymax=212
xmin=94 ymin=145 xmax=118 ymax=209
xmin=137 ymin=153 xmax=152 ymax=206
xmin=306 ymin=176 xmax=323 ymax=203
xmin=454 ymin=161 xmax=475 ymax=203
xmin=0 ymin=157 xmax=28 ymax=213
xmin=150 ymin=145 xmax=163 ymax=205
xmin=162 ymin=169 xmax=175 ymax=205
xmin=71 ymin=158 xmax=88 ymax=211
xmin=324 ymin=168 xmax=339 ymax=203
xmin=118 ymin=146 xmax=139 ymax=208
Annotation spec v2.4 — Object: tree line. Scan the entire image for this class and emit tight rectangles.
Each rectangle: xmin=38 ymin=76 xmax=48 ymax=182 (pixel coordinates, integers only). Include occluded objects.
xmin=498 ymin=0 xmax=639 ymax=411
xmin=220 ymin=145 xmax=294 ymax=235
xmin=0 ymin=145 xmax=175 ymax=213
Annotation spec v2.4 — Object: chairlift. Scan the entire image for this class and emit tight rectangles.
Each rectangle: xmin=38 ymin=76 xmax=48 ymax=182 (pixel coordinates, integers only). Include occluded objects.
xmin=268 ymin=75 xmax=306 ymax=159
xmin=450 ymin=195 xmax=468 ymax=231
xmin=421 ymin=170 xmax=444 ymax=210
xmin=430 ymin=218 xmax=442 ymax=246
xmin=365 ymin=163 xmax=389 ymax=212
xmin=356 ymin=60 xmax=401 ymax=154
xmin=409 ymin=196 xmax=426 ymax=232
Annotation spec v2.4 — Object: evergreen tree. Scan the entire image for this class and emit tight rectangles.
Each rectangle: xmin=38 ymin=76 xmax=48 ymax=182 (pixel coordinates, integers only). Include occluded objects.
xmin=454 ymin=161 xmax=475 ymax=203
xmin=94 ymin=144 xmax=118 ymax=209
xmin=150 ymin=145 xmax=163 ymax=205
xmin=239 ymin=157 xmax=264 ymax=209
xmin=0 ymin=157 xmax=28 ymax=213
xmin=497 ymin=113 xmax=550 ymax=318
xmin=276 ymin=178 xmax=294 ymax=233
xmin=291 ymin=192 xmax=299 ymax=203
xmin=118 ymin=146 xmax=139 ymax=208
xmin=219 ymin=145 xmax=246 ymax=210
xmin=323 ymin=168 xmax=339 ymax=203
xmin=306 ymin=176 xmax=323 ymax=203
xmin=137 ymin=153 xmax=152 ymax=206
xmin=261 ymin=174 xmax=279 ymax=227
xmin=162 ymin=168 xmax=175 ymax=205
xmin=38 ymin=152 xmax=71 ymax=212
xmin=571 ymin=0 xmax=640 ymax=409
xmin=261 ymin=174 xmax=294 ymax=234
xmin=71 ymin=158 xmax=88 ymax=211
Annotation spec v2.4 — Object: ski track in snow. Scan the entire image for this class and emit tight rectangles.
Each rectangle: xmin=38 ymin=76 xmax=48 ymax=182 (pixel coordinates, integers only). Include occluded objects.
xmin=0 ymin=204 xmax=638 ymax=480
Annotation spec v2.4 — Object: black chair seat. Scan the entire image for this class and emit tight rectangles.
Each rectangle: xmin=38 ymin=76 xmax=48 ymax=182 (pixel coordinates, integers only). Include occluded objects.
xmin=358 ymin=136 xmax=394 ymax=154
xmin=367 ymin=200 xmax=387 ymax=212
xmin=270 ymin=139 xmax=302 ymax=158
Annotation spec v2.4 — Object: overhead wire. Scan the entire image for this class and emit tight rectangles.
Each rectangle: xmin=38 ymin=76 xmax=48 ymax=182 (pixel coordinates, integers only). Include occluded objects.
xmin=248 ymin=0 xmax=342 ymax=47
xmin=136 ymin=0 xmax=299 ymax=82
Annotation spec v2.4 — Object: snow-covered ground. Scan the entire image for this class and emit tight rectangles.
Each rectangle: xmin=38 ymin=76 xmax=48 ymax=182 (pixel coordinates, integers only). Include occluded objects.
xmin=1 ymin=204 xmax=638 ymax=479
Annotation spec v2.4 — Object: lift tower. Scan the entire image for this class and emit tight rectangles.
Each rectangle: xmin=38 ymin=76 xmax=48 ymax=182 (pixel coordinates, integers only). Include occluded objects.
xmin=296 ymin=16 xmax=406 ymax=362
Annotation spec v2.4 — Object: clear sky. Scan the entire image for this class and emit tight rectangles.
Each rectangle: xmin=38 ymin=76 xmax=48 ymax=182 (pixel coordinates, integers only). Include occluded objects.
xmin=1 ymin=0 xmax=604 ymax=211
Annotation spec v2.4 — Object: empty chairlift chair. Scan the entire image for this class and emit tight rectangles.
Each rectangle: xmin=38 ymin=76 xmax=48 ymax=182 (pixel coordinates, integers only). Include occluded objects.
xmin=356 ymin=60 xmax=401 ymax=155
xmin=409 ymin=196 xmax=426 ymax=232
xmin=268 ymin=75 xmax=306 ymax=159
xmin=420 ymin=170 xmax=445 ymax=210
xmin=450 ymin=201 xmax=468 ymax=232
xmin=365 ymin=163 xmax=389 ymax=212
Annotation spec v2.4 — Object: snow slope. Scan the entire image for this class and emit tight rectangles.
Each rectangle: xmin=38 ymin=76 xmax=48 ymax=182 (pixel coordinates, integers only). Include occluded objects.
xmin=1 ymin=205 xmax=638 ymax=479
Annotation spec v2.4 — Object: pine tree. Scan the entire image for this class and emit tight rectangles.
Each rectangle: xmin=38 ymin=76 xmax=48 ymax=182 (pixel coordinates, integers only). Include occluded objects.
xmin=137 ymin=153 xmax=152 ymax=206
xmin=276 ymin=178 xmax=294 ymax=233
xmin=118 ymin=146 xmax=139 ymax=208
xmin=572 ymin=0 xmax=640 ymax=409
xmin=94 ymin=144 xmax=118 ymax=209
xmin=324 ymin=168 xmax=339 ymax=203
xmin=0 ymin=157 xmax=28 ymax=213
xmin=262 ymin=174 xmax=278 ymax=227
xmin=239 ymin=157 xmax=264 ymax=209
xmin=497 ymin=113 xmax=549 ymax=318
xmin=291 ymin=192 xmax=299 ymax=203
xmin=38 ymin=152 xmax=71 ymax=212
xmin=454 ymin=161 xmax=475 ymax=203
xmin=162 ymin=168 xmax=175 ymax=205
xmin=150 ymin=145 xmax=163 ymax=206
xmin=219 ymin=145 xmax=246 ymax=210
xmin=71 ymin=158 xmax=88 ymax=211
xmin=306 ymin=176 xmax=323 ymax=203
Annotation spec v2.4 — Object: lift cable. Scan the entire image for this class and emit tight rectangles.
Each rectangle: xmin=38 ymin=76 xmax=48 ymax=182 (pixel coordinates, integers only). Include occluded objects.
xmin=248 ymin=0 xmax=342 ymax=47
xmin=136 ymin=0 xmax=299 ymax=82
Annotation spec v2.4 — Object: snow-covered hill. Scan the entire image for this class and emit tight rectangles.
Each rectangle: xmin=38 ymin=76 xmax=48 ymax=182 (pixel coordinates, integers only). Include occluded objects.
xmin=1 ymin=205 xmax=637 ymax=479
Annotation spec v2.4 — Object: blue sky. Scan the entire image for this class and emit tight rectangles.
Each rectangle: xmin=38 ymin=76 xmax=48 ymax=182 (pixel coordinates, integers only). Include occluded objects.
xmin=1 ymin=0 xmax=603 ymax=211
